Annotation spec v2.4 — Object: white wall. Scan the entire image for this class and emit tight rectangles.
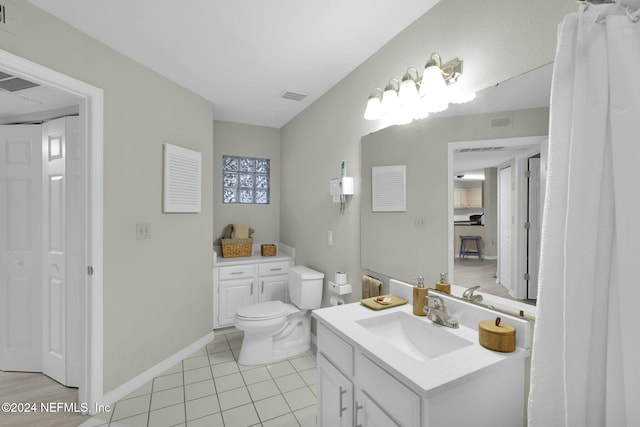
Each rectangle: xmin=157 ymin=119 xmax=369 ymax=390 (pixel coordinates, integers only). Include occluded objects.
xmin=1 ymin=0 xmax=214 ymax=393
xmin=281 ymin=0 xmax=574 ymax=304
xmin=212 ymin=121 xmax=281 ymax=244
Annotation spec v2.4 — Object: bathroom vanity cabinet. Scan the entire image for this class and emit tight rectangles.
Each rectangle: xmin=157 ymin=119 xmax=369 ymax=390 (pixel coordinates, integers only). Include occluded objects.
xmin=213 ymin=243 xmax=295 ymax=328
xmin=317 ymin=324 xmax=420 ymax=427
xmin=314 ymin=298 xmax=530 ymax=427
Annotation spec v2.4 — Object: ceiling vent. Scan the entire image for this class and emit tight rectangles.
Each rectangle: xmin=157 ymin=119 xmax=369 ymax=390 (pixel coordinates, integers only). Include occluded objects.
xmin=281 ymin=91 xmax=308 ymax=102
xmin=456 ymin=146 xmax=505 ymax=153
xmin=0 ymin=76 xmax=39 ymax=92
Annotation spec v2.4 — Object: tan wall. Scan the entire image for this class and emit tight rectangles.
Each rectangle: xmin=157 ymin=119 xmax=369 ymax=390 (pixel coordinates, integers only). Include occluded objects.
xmin=483 ymin=168 xmax=499 ymax=257
xmin=1 ymin=1 xmax=214 ymax=393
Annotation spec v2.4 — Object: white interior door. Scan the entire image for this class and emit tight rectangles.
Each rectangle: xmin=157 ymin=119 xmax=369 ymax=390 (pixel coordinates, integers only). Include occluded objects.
xmin=0 ymin=125 xmax=43 ymax=372
xmin=527 ymin=157 xmax=541 ymax=299
xmin=498 ymin=165 xmax=512 ymax=292
xmin=42 ymin=119 xmax=67 ymax=385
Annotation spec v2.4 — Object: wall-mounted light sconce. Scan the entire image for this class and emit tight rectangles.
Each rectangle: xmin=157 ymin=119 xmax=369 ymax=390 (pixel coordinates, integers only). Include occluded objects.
xmin=364 ymin=52 xmax=476 ymax=124
xmin=398 ymin=67 xmax=420 ymax=108
xmin=364 ymin=88 xmax=383 ymax=120
xmin=380 ymin=78 xmax=400 ymax=116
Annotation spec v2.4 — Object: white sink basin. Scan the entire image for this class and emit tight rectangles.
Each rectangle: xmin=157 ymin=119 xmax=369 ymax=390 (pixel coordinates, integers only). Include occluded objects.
xmin=356 ymin=311 xmax=473 ymax=361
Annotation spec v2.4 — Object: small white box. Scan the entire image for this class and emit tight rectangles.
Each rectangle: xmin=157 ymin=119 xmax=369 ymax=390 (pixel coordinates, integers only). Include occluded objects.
xmin=328 ymin=281 xmax=352 ymax=295
xmin=329 ymin=177 xmax=354 ymax=196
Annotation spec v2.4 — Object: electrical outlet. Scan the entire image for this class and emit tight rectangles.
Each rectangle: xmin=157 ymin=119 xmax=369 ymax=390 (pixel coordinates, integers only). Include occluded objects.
xmin=415 ymin=217 xmax=426 ymax=228
xmin=136 ymin=223 xmax=150 ymax=240
xmin=327 ymin=231 xmax=333 ymax=247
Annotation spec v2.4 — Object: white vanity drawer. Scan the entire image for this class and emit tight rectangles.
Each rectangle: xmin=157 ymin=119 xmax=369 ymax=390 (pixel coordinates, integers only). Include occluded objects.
xmin=258 ymin=261 xmax=290 ymax=277
xmin=356 ymin=353 xmax=420 ymax=427
xmin=318 ymin=323 xmax=353 ymax=376
xmin=218 ymin=264 xmax=254 ymax=280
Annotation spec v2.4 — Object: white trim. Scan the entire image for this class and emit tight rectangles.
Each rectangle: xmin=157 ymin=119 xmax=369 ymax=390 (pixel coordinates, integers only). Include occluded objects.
xmin=101 ymin=332 xmax=214 ymax=407
xmin=0 ymin=49 xmax=104 ymax=413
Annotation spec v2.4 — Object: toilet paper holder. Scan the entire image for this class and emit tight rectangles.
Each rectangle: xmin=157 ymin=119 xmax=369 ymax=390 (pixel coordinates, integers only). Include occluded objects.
xmin=329 ymin=281 xmax=352 ymax=295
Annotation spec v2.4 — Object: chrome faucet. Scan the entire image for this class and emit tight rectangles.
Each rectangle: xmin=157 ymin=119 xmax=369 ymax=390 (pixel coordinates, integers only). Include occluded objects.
xmin=424 ymin=296 xmax=459 ymax=328
xmin=462 ymin=285 xmax=483 ymax=303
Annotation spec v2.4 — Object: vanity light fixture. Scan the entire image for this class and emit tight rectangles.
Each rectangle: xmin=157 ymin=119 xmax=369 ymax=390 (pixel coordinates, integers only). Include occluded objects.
xmin=363 ymin=52 xmax=475 ymax=123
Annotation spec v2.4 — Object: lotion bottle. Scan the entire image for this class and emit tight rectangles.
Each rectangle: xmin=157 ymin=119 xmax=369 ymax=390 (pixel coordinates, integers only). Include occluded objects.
xmin=435 ymin=272 xmax=451 ymax=294
xmin=412 ymin=276 xmax=428 ymax=316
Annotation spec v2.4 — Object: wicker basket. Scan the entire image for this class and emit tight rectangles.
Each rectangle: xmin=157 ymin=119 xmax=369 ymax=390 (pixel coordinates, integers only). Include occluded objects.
xmin=221 ymin=238 xmax=253 ymax=258
xmin=261 ymin=244 xmax=277 ymax=257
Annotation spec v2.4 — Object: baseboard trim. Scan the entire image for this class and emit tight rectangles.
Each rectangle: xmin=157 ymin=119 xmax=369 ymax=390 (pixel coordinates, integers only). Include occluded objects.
xmin=102 ymin=331 xmax=214 ymax=408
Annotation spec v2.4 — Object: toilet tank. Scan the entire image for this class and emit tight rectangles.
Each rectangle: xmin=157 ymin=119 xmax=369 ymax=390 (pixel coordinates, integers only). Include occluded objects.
xmin=288 ymin=266 xmax=324 ymax=309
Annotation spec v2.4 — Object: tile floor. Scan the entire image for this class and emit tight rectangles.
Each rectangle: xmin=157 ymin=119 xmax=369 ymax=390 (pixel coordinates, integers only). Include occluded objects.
xmin=81 ymin=328 xmax=317 ymax=427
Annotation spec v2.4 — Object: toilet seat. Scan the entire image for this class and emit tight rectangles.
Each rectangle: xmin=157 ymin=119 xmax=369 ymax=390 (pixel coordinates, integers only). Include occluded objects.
xmin=236 ymin=300 xmax=294 ymax=321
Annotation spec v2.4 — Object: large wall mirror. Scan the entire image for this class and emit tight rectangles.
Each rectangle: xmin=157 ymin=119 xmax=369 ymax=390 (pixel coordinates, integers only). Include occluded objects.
xmin=361 ymin=64 xmax=552 ymax=305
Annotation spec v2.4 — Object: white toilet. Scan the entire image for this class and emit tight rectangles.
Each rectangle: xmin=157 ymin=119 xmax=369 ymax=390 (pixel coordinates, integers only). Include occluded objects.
xmin=234 ymin=265 xmax=324 ymax=365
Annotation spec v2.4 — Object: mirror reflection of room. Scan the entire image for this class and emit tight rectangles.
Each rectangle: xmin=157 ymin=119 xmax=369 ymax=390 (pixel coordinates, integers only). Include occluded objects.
xmin=453 ymin=142 xmax=542 ymax=305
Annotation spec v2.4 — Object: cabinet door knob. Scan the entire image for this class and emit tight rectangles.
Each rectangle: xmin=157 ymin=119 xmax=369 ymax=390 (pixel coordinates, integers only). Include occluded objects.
xmin=270 ymin=267 xmax=282 ymax=271
xmin=250 ymin=282 xmax=254 ymax=296
xmin=261 ymin=281 xmax=264 ymax=293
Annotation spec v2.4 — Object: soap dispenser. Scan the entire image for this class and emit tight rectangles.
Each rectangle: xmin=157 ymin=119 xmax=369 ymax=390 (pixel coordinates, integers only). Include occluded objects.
xmin=412 ymin=276 xmax=428 ymax=316
xmin=435 ymin=272 xmax=451 ymax=294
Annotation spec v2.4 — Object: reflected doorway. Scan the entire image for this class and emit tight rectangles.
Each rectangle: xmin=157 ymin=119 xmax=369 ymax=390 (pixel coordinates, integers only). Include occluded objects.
xmin=448 ymin=136 xmax=546 ymax=303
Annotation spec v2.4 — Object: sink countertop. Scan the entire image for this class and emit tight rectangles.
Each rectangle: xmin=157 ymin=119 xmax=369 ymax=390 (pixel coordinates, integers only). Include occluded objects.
xmin=313 ymin=302 xmax=530 ymax=398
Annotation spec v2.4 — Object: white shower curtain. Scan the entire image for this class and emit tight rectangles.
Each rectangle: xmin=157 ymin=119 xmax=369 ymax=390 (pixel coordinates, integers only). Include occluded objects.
xmin=528 ymin=4 xmax=640 ymax=427
xmin=528 ymin=3 xmax=640 ymax=426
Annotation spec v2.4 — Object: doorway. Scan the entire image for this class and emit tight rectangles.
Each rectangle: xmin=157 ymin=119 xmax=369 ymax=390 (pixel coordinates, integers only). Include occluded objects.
xmin=1 ymin=117 xmax=84 ymax=387
xmin=448 ymin=136 xmax=546 ymax=301
xmin=0 ymin=48 xmax=104 ymax=412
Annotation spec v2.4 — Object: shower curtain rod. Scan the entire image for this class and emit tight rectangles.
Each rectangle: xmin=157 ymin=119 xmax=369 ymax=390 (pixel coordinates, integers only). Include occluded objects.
xmin=584 ymin=0 xmax=636 ymax=5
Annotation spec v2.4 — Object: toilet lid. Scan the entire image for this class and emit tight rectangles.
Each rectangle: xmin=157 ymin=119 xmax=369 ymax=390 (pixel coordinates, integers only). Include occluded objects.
xmin=236 ymin=301 xmax=290 ymax=320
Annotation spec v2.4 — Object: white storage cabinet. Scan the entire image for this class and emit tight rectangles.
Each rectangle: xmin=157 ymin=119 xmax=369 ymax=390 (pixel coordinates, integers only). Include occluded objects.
xmin=213 ymin=244 xmax=294 ymax=329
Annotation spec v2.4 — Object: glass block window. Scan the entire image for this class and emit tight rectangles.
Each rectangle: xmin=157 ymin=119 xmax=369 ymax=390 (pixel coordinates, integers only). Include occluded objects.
xmin=222 ymin=155 xmax=270 ymax=204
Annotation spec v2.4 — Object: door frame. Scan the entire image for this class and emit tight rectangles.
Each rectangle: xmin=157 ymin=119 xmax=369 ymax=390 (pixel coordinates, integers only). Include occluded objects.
xmin=497 ymin=162 xmax=513 ymax=293
xmin=0 ymin=49 xmax=104 ymax=412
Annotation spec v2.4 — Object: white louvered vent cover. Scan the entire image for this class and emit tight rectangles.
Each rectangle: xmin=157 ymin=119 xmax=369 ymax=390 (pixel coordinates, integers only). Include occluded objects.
xmin=372 ymin=165 xmax=406 ymax=212
xmin=281 ymin=90 xmax=308 ymax=101
xmin=163 ymin=143 xmax=201 ymax=213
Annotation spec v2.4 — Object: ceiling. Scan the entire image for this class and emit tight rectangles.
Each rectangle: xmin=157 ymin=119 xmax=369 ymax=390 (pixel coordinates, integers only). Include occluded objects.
xmin=23 ymin=0 xmax=442 ymax=128
xmin=0 ymin=70 xmax=80 ymax=122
